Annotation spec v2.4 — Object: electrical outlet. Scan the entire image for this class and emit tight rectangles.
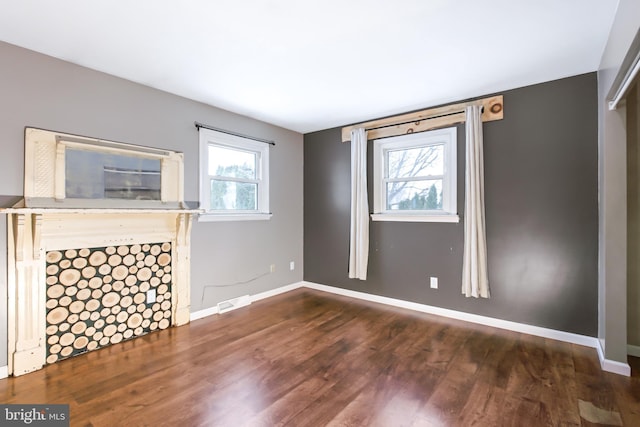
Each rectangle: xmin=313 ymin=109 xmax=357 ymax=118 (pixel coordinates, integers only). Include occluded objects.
xmin=430 ymin=277 xmax=438 ymax=289
xmin=147 ymin=289 xmax=157 ymax=303
xmin=289 ymin=261 xmax=295 ymax=271
xmin=270 ymin=264 xmax=276 ymax=273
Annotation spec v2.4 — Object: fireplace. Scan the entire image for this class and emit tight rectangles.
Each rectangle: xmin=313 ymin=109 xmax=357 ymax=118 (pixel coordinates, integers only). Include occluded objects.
xmin=44 ymin=241 xmax=173 ymax=364
xmin=3 ymin=128 xmax=197 ymax=376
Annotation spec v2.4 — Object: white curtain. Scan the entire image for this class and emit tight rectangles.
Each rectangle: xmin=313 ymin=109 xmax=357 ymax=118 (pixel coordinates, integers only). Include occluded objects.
xmin=349 ymin=128 xmax=369 ymax=280
xmin=462 ymin=105 xmax=490 ymax=298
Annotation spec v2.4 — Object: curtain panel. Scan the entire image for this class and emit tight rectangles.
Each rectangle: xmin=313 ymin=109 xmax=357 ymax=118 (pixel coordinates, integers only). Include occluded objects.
xmin=349 ymin=128 xmax=369 ymax=280
xmin=462 ymin=105 xmax=490 ymax=298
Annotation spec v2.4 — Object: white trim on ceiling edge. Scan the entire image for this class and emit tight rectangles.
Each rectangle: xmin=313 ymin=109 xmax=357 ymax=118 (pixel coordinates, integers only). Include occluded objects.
xmin=159 ymin=280 xmax=630 ymax=377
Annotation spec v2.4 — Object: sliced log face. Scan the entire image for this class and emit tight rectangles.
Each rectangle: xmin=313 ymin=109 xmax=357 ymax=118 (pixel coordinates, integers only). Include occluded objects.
xmin=89 ymin=251 xmax=107 ymax=266
xmin=99 ymin=264 xmax=111 ymax=275
xmin=59 ymin=269 xmax=81 ymax=286
xmin=137 ymin=267 xmax=152 ymax=282
xmin=72 ymin=257 xmax=87 ymax=269
xmin=47 ymin=251 xmax=63 ymax=264
xmin=157 ymin=253 xmax=171 ymax=267
xmin=71 ymin=321 xmax=87 ymax=335
xmin=59 ymin=332 xmax=75 ymax=347
xmin=47 ymin=284 xmax=65 ymax=299
xmin=69 ymin=301 xmax=85 ymax=314
xmin=127 ymin=313 xmax=143 ymax=329
xmin=73 ymin=336 xmax=89 ymax=350
xmin=89 ymin=277 xmax=102 ymax=289
xmin=45 ymin=242 xmax=173 ymax=363
xmin=76 ymin=288 xmax=91 ymax=301
xmin=82 ymin=266 xmax=96 ymax=279
xmin=112 ymin=265 xmax=128 ymax=281
xmin=125 ymin=275 xmax=137 ymax=286
xmin=47 ymin=307 xmax=69 ymax=325
xmin=108 ymin=254 xmax=122 ymax=267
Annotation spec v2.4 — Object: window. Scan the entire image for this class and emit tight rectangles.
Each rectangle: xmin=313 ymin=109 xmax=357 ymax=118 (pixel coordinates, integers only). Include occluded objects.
xmin=199 ymin=128 xmax=270 ymax=221
xmin=372 ymin=127 xmax=458 ymax=222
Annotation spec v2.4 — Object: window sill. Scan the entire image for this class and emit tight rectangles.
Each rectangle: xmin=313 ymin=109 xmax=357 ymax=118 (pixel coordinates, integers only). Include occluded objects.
xmin=198 ymin=212 xmax=272 ymax=222
xmin=371 ymin=213 xmax=460 ymax=223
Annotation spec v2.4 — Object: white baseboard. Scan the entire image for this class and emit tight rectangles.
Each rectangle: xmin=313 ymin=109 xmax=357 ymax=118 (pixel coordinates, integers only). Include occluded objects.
xmin=628 ymin=344 xmax=640 ymax=357
xmin=189 ymin=281 xmax=304 ymax=322
xmin=187 ymin=280 xmax=632 ymax=377
xmin=251 ymin=282 xmax=304 ymax=303
xmin=601 ymin=359 xmax=631 ymax=376
xmin=190 ymin=306 xmax=219 ymax=322
xmin=597 ymin=340 xmax=632 ymax=376
xmin=0 ymin=365 xmax=8 ymax=380
xmin=303 ymin=281 xmax=599 ymax=348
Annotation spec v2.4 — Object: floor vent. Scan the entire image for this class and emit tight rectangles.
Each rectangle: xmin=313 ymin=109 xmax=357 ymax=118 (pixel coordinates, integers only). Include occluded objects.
xmin=217 ymin=295 xmax=251 ymax=314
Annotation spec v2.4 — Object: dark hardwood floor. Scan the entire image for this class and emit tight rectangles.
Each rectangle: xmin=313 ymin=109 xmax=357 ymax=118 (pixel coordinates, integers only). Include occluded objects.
xmin=1 ymin=288 xmax=639 ymax=426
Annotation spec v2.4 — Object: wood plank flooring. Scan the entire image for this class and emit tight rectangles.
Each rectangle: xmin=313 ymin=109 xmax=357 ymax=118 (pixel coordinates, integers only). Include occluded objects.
xmin=1 ymin=288 xmax=639 ymax=426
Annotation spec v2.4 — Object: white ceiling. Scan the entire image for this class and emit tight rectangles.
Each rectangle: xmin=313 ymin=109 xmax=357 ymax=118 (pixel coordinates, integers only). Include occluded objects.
xmin=0 ymin=1 xmax=619 ymax=134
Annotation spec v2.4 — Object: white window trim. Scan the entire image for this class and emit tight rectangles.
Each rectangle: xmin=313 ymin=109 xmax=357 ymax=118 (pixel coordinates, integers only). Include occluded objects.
xmin=198 ymin=128 xmax=271 ymax=222
xmin=370 ymin=213 xmax=459 ymax=223
xmin=372 ymin=127 xmax=458 ymax=223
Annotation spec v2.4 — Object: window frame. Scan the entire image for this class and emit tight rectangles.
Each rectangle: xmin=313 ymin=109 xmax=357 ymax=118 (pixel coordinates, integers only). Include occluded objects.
xmin=372 ymin=126 xmax=459 ymax=223
xmin=198 ymin=128 xmax=271 ymax=222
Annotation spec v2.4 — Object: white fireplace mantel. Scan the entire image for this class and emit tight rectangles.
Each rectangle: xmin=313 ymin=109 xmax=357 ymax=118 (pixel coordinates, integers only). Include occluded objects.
xmin=3 ymin=205 xmax=199 ymax=376
xmin=3 ymin=128 xmax=199 ymax=376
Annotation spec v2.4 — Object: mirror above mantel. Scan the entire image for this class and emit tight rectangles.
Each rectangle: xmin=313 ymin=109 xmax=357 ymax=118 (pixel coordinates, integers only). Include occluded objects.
xmin=23 ymin=127 xmax=188 ymax=210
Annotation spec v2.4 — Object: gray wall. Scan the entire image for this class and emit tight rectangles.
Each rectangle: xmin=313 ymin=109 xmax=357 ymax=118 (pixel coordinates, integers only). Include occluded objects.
xmin=0 ymin=41 xmax=304 ymax=367
xmin=597 ymin=0 xmax=640 ymax=363
xmin=304 ymin=73 xmax=598 ymax=337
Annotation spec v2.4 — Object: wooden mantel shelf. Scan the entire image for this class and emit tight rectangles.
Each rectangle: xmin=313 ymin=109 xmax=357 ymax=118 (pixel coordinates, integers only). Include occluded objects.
xmin=0 ymin=197 xmax=202 ymax=215
xmin=0 ymin=206 xmax=202 ymax=215
xmin=0 ymin=196 xmax=202 ymax=215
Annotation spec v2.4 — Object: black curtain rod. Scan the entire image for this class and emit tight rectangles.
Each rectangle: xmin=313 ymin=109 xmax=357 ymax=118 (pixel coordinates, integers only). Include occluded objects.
xmin=194 ymin=121 xmax=275 ymax=146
